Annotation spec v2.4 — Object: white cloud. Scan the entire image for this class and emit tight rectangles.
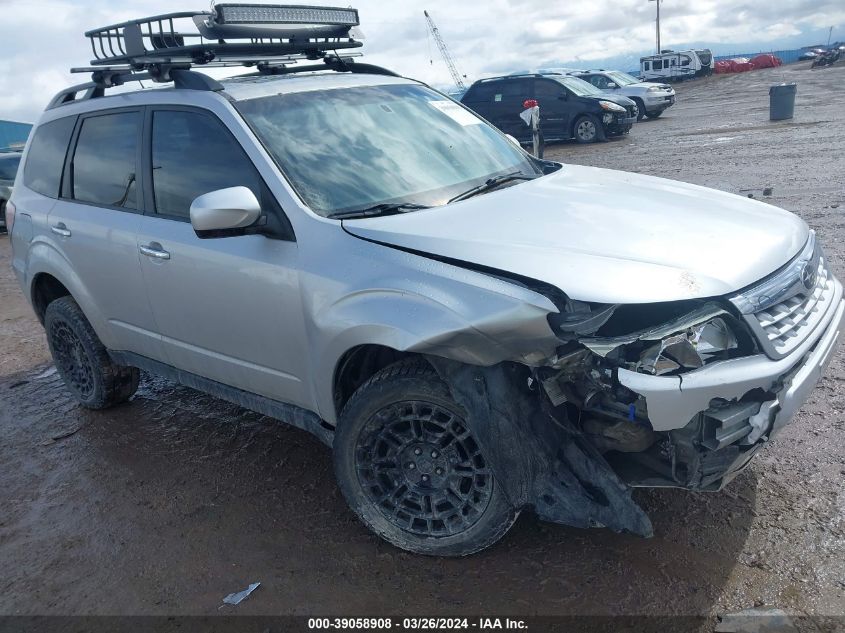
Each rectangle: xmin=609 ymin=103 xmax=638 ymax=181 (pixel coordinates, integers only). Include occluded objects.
xmin=0 ymin=0 xmax=843 ymax=122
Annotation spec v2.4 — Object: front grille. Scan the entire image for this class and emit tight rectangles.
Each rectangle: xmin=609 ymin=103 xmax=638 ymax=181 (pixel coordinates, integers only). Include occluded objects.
xmin=752 ymin=255 xmax=833 ymax=357
xmin=731 ymin=232 xmax=835 ymax=359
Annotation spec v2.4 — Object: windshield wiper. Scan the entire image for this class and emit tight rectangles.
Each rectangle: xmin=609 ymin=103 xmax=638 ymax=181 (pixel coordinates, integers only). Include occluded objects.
xmin=328 ymin=202 xmax=430 ymax=220
xmin=447 ymin=171 xmax=540 ymax=203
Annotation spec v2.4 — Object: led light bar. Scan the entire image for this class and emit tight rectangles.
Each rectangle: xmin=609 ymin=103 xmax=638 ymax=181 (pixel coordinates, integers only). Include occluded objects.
xmin=214 ymin=4 xmax=360 ymax=26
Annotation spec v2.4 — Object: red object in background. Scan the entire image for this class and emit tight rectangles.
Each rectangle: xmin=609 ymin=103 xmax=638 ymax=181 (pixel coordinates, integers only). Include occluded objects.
xmin=523 ymin=99 xmax=538 ymax=109
xmin=715 ymin=54 xmax=784 ymax=74
xmin=750 ymin=54 xmax=783 ymax=69
xmin=729 ymin=60 xmax=755 ymax=72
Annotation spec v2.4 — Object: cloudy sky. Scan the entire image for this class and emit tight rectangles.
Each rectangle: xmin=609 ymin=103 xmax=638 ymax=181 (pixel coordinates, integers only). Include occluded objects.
xmin=1 ymin=0 xmax=843 ymax=122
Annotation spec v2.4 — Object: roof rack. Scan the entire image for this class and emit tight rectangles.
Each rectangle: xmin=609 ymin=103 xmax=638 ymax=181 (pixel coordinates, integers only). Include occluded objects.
xmin=48 ymin=4 xmax=396 ymax=109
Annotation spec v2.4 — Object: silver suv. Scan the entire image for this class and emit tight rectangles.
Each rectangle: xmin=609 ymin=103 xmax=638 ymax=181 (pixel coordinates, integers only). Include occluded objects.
xmin=569 ymin=70 xmax=676 ymax=120
xmin=7 ymin=5 xmax=844 ymax=557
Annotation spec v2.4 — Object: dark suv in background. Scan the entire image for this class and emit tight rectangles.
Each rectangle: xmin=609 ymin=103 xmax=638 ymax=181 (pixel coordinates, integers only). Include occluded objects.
xmin=0 ymin=151 xmax=22 ymax=233
xmin=460 ymin=73 xmax=637 ymax=144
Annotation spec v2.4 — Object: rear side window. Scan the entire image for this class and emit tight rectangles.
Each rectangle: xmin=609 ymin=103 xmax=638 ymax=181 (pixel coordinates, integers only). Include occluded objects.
xmin=71 ymin=112 xmax=140 ymax=209
xmin=497 ymin=79 xmax=529 ymax=99
xmin=463 ymin=83 xmax=496 ymax=103
xmin=23 ymin=117 xmax=75 ymax=198
xmin=151 ymin=110 xmax=262 ymax=219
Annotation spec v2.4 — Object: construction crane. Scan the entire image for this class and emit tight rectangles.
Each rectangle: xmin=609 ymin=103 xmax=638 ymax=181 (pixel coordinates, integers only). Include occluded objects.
xmin=423 ymin=10 xmax=466 ymax=92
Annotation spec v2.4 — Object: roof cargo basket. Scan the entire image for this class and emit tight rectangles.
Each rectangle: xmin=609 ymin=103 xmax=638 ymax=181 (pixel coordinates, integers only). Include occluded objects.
xmin=83 ymin=4 xmax=363 ymax=68
xmin=48 ymin=4 xmax=403 ymax=109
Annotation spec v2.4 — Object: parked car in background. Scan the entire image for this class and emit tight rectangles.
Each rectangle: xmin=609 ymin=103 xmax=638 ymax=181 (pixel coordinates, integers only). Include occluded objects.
xmin=640 ymin=49 xmax=713 ymax=81
xmin=461 ymin=73 xmax=637 ymax=144
xmin=0 ymin=151 xmax=22 ymax=233
xmin=568 ymin=70 xmax=675 ymax=120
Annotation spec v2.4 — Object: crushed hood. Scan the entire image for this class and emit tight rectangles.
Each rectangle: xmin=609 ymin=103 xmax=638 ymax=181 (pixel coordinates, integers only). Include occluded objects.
xmin=343 ymin=165 xmax=808 ymax=304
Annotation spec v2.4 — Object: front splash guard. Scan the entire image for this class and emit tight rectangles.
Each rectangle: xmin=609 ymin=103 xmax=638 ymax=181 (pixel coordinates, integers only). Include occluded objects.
xmin=426 ymin=357 xmax=653 ymax=537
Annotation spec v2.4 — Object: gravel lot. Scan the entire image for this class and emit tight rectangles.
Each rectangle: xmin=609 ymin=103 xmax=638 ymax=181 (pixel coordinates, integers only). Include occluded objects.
xmin=1 ymin=62 xmax=844 ymax=621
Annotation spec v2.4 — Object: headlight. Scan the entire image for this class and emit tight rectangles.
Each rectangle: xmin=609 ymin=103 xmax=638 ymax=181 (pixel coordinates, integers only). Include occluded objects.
xmin=647 ymin=86 xmax=663 ymax=93
xmin=599 ymin=100 xmax=626 ymax=112
xmin=637 ymin=317 xmax=738 ymax=376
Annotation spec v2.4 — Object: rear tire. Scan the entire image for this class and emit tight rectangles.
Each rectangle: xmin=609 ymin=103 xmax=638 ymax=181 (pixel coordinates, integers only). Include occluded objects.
xmin=44 ymin=296 xmax=140 ymax=409
xmin=573 ymin=115 xmax=605 ymax=144
xmin=333 ymin=359 xmax=518 ymax=557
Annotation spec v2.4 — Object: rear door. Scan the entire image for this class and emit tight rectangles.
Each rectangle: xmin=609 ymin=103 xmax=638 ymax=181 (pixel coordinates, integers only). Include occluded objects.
xmin=533 ymin=78 xmax=571 ymax=140
xmin=46 ymin=108 xmax=164 ymax=357
xmin=135 ymin=106 xmax=309 ymax=407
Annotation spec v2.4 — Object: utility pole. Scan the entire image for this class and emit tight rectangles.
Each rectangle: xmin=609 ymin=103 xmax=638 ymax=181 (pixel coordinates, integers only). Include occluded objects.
xmin=827 ymin=26 xmax=833 ymax=47
xmin=649 ymin=0 xmax=662 ymax=54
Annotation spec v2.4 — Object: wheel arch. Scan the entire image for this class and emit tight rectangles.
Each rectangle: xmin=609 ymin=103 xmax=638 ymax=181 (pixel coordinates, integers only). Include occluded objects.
xmin=332 ymin=344 xmax=416 ymax=419
xmin=25 ymin=243 xmax=111 ymax=345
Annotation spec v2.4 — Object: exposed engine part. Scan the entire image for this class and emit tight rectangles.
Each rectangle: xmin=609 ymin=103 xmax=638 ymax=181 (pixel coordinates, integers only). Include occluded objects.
xmin=582 ymin=417 xmax=659 ymax=453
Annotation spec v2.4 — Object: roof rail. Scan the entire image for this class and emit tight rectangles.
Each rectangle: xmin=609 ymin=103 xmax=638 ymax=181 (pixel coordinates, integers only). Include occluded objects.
xmin=47 ymin=4 xmax=407 ymax=109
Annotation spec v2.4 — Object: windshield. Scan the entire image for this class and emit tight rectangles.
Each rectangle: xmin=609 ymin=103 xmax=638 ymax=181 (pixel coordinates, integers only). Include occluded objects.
xmin=606 ymin=71 xmax=640 ymax=86
xmin=553 ymin=76 xmax=604 ymax=97
xmin=237 ymin=83 xmax=541 ymax=216
xmin=0 ymin=154 xmax=21 ymax=181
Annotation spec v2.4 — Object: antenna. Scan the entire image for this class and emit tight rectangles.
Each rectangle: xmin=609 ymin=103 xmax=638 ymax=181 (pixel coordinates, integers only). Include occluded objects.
xmin=423 ymin=10 xmax=466 ymax=92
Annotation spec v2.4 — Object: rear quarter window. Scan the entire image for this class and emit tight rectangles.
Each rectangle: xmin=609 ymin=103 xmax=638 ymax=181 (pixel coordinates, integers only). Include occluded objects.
xmin=23 ymin=117 xmax=76 ymax=198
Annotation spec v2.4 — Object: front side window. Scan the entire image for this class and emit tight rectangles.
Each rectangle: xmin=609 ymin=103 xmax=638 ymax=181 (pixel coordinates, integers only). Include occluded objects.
xmin=151 ymin=110 xmax=262 ymax=219
xmin=238 ymin=83 xmax=540 ymax=216
xmin=553 ymin=76 xmax=604 ymax=97
xmin=535 ymin=79 xmax=564 ymax=100
xmin=587 ymin=75 xmax=609 ymax=89
xmin=72 ymin=112 xmax=139 ymax=209
xmin=23 ymin=117 xmax=75 ymax=198
xmin=606 ymin=71 xmax=639 ymax=86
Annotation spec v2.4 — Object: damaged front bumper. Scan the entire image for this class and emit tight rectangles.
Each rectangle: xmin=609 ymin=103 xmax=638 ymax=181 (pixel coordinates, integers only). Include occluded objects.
xmin=615 ymin=280 xmax=844 ymax=490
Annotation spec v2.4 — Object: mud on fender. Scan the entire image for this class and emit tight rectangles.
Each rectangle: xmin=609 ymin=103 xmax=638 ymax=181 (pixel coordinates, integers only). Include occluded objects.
xmin=426 ymin=357 xmax=653 ymax=537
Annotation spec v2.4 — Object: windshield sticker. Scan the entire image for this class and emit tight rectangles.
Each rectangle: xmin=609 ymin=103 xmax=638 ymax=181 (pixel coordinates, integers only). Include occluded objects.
xmin=429 ymin=100 xmax=482 ymax=126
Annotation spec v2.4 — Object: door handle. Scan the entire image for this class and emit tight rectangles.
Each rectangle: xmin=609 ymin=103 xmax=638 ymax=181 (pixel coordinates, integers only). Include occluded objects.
xmin=139 ymin=243 xmax=170 ymax=260
xmin=50 ymin=223 xmax=71 ymax=237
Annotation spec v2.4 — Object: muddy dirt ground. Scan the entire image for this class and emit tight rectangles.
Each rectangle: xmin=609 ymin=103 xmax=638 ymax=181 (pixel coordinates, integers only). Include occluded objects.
xmin=1 ymin=63 xmax=844 ymax=621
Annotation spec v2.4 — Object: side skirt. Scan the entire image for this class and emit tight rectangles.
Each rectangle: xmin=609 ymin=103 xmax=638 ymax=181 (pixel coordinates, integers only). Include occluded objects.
xmin=109 ymin=350 xmax=334 ymax=446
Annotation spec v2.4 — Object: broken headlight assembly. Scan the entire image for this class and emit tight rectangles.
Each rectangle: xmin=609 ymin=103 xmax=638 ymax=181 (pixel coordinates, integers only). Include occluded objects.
xmin=635 ymin=317 xmax=738 ymax=375
xmin=551 ymin=301 xmax=755 ymax=377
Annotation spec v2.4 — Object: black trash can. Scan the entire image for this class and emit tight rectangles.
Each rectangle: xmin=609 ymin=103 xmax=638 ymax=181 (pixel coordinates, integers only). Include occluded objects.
xmin=769 ymin=83 xmax=797 ymax=121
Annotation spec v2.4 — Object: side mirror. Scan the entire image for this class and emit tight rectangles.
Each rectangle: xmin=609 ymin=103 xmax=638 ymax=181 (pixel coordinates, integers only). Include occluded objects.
xmin=607 ymin=82 xmax=618 ymax=89
xmin=190 ymin=186 xmax=262 ymax=238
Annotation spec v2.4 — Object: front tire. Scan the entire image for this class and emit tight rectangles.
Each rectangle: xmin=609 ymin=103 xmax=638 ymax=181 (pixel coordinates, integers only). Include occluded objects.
xmin=573 ymin=115 xmax=605 ymax=143
xmin=632 ymin=98 xmax=645 ymax=121
xmin=333 ymin=359 xmax=518 ymax=557
xmin=44 ymin=296 xmax=140 ymax=409
xmin=645 ymin=110 xmax=663 ymax=119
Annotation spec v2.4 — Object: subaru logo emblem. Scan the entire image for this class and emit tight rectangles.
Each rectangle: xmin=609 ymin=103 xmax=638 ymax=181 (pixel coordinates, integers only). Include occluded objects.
xmin=801 ymin=261 xmax=816 ymax=290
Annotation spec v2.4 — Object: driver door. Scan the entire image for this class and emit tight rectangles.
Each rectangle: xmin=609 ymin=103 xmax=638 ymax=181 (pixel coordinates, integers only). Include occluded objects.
xmin=533 ymin=78 xmax=570 ymax=140
xmin=136 ymin=107 xmax=309 ymax=408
